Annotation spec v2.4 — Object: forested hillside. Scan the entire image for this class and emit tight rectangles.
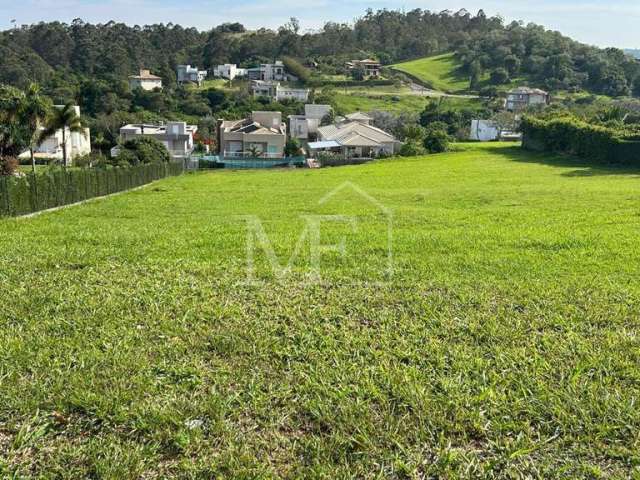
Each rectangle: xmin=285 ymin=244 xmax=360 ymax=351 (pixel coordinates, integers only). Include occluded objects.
xmin=1 ymin=9 xmax=639 ymax=97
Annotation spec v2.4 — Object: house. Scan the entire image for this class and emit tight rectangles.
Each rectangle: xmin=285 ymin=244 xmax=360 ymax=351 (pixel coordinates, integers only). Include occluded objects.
xmin=177 ymin=65 xmax=208 ymax=86
xmin=469 ymin=120 xmax=500 ymax=141
xmin=310 ymin=113 xmax=401 ymax=158
xmin=112 ymin=122 xmax=197 ymax=161
xmin=246 ymin=61 xmax=297 ymax=82
xmin=346 ymin=59 xmax=382 ymax=78
xmin=505 ymin=87 xmax=549 ymax=111
xmin=212 ymin=64 xmax=247 ymax=80
xmin=218 ymin=111 xmax=287 ymax=158
xmin=19 ymin=105 xmax=91 ymax=165
xmin=251 ymin=80 xmax=310 ymax=102
xmin=129 ymin=69 xmax=163 ymax=91
xmin=289 ymin=104 xmax=332 ymax=141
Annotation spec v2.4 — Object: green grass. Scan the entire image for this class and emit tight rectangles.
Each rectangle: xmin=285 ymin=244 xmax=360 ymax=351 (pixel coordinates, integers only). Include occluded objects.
xmin=392 ymin=53 xmax=471 ymax=93
xmin=2 ymin=143 xmax=640 ymax=478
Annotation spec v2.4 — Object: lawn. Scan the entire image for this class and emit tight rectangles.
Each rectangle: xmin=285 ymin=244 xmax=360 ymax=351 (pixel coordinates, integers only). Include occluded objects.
xmin=2 ymin=143 xmax=640 ymax=478
xmin=392 ymin=53 xmax=471 ymax=93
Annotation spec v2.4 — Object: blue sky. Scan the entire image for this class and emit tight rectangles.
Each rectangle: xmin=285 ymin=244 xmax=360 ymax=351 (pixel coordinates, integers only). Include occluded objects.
xmin=0 ymin=0 xmax=639 ymax=48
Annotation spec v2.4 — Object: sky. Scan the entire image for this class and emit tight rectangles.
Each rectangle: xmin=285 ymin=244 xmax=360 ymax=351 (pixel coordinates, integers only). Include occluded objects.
xmin=0 ymin=0 xmax=639 ymax=48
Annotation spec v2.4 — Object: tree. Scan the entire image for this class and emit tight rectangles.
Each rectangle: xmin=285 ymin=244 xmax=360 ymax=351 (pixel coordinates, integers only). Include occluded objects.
xmin=490 ymin=68 xmax=510 ymax=85
xmin=20 ymin=83 xmax=52 ymax=173
xmin=0 ymin=85 xmax=30 ymax=172
xmin=284 ymin=138 xmax=302 ymax=157
xmin=117 ymin=137 xmax=170 ymax=165
xmin=39 ymin=102 xmax=86 ymax=167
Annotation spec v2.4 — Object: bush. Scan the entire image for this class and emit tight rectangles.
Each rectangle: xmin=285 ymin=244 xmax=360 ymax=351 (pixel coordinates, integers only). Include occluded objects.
xmin=284 ymin=138 xmax=302 ymax=157
xmin=490 ymin=68 xmax=510 ymax=85
xmin=119 ymin=137 xmax=170 ymax=165
xmin=423 ymin=126 xmax=450 ymax=154
xmin=0 ymin=157 xmax=19 ymax=176
xmin=521 ymin=115 xmax=640 ymax=165
xmin=399 ymin=142 xmax=425 ymax=157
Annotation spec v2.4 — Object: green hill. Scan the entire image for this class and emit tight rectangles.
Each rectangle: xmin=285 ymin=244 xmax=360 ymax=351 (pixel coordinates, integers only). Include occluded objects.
xmin=391 ymin=53 xmax=471 ymax=93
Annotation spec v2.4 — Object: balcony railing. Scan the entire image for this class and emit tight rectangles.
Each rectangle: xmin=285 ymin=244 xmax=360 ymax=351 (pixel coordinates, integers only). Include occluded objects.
xmin=223 ymin=151 xmax=283 ymax=159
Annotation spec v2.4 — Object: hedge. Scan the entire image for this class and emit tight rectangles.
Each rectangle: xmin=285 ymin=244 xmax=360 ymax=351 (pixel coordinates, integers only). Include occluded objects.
xmin=521 ymin=116 xmax=640 ymax=165
xmin=0 ymin=162 xmax=183 ymax=217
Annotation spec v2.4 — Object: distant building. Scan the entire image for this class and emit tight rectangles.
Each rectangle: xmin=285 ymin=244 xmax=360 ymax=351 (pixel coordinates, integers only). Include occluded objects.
xmin=251 ymin=80 xmax=310 ymax=102
xmin=346 ymin=59 xmax=382 ymax=78
xmin=129 ymin=69 xmax=163 ymax=91
xmin=19 ymin=105 xmax=91 ymax=165
xmin=177 ymin=65 xmax=208 ymax=86
xmin=505 ymin=87 xmax=549 ymax=111
xmin=309 ymin=113 xmax=400 ymax=158
xmin=246 ymin=61 xmax=297 ymax=82
xmin=212 ymin=64 xmax=247 ymax=80
xmin=112 ymin=122 xmax=197 ymax=161
xmin=218 ymin=111 xmax=286 ymax=158
xmin=469 ymin=120 xmax=500 ymax=141
xmin=289 ymin=104 xmax=333 ymax=141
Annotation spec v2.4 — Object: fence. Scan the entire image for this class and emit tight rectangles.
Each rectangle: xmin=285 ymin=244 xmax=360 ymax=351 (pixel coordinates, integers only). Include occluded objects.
xmin=194 ymin=155 xmax=306 ymax=169
xmin=0 ymin=162 xmax=183 ymax=217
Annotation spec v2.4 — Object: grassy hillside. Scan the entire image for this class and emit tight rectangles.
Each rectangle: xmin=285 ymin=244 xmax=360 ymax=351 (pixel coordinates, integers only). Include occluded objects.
xmin=391 ymin=53 xmax=472 ymax=92
xmin=2 ymin=144 xmax=640 ymax=477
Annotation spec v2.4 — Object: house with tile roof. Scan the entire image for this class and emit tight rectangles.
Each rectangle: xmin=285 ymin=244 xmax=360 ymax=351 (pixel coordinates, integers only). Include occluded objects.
xmin=310 ymin=112 xmax=401 ymax=158
xmin=129 ymin=69 xmax=163 ymax=91
xmin=505 ymin=87 xmax=549 ymax=111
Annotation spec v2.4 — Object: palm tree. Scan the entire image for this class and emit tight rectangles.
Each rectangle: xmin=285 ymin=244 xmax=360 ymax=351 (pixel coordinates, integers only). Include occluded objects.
xmin=21 ymin=83 xmax=51 ymax=173
xmin=39 ymin=102 xmax=86 ymax=168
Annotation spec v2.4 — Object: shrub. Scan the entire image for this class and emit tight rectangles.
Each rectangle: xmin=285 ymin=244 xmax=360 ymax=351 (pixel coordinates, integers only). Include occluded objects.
xmin=399 ymin=142 xmax=425 ymax=157
xmin=423 ymin=126 xmax=450 ymax=154
xmin=521 ymin=115 xmax=640 ymax=165
xmin=284 ymin=138 xmax=302 ymax=157
xmin=490 ymin=68 xmax=510 ymax=85
xmin=119 ymin=137 xmax=170 ymax=165
xmin=0 ymin=157 xmax=19 ymax=176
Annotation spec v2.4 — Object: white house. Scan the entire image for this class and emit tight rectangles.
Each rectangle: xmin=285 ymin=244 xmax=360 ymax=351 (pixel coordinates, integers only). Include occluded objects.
xmin=469 ymin=120 xmax=500 ymax=141
xmin=212 ymin=64 xmax=247 ymax=80
xmin=218 ymin=111 xmax=287 ymax=158
xmin=247 ymin=61 xmax=297 ymax=82
xmin=129 ymin=69 xmax=163 ymax=91
xmin=505 ymin=87 xmax=549 ymax=111
xmin=177 ymin=65 xmax=208 ymax=86
xmin=310 ymin=114 xmax=401 ymax=158
xmin=19 ymin=105 xmax=91 ymax=166
xmin=251 ymin=80 xmax=310 ymax=102
xmin=111 ymin=121 xmax=197 ymax=162
xmin=289 ymin=104 xmax=332 ymax=140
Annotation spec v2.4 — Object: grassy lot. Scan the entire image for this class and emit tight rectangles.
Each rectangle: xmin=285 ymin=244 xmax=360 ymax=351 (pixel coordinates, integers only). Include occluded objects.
xmin=392 ymin=53 xmax=471 ymax=93
xmin=329 ymin=85 xmax=485 ymax=114
xmin=2 ymin=143 xmax=640 ymax=478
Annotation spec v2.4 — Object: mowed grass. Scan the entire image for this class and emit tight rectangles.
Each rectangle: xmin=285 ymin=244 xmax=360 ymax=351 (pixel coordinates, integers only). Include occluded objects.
xmin=2 ymin=143 xmax=640 ymax=478
xmin=392 ymin=53 xmax=471 ymax=93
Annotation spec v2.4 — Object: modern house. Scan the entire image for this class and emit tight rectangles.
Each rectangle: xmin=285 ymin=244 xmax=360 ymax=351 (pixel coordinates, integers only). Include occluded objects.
xmin=112 ymin=122 xmax=197 ymax=162
xmin=310 ymin=113 xmax=401 ymax=158
xmin=218 ymin=111 xmax=286 ymax=158
xmin=289 ymin=104 xmax=332 ymax=141
xmin=19 ymin=105 xmax=91 ymax=165
xmin=346 ymin=59 xmax=382 ymax=78
xmin=251 ymin=80 xmax=310 ymax=102
xmin=128 ymin=69 xmax=163 ymax=91
xmin=177 ymin=65 xmax=208 ymax=86
xmin=212 ymin=64 xmax=247 ymax=80
xmin=246 ymin=61 xmax=297 ymax=82
xmin=505 ymin=87 xmax=550 ymax=111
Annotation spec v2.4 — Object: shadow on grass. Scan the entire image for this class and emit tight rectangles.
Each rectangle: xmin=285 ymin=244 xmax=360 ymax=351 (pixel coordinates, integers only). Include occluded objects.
xmin=477 ymin=145 xmax=640 ymax=178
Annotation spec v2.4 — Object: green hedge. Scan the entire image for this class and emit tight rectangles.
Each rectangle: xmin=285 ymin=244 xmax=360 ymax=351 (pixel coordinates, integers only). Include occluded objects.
xmin=0 ymin=162 xmax=183 ymax=217
xmin=521 ymin=116 xmax=640 ymax=165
